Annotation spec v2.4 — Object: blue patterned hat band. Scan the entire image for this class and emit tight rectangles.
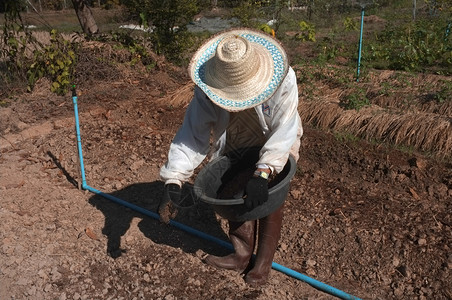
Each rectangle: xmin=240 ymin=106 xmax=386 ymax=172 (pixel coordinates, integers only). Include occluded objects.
xmin=189 ymin=28 xmax=289 ymax=112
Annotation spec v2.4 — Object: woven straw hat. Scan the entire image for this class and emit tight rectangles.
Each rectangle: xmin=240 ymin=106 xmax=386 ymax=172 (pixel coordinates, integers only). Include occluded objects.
xmin=189 ymin=28 xmax=289 ymax=112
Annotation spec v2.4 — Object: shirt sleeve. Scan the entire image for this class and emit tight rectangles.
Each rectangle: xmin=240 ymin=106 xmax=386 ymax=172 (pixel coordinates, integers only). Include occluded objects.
xmin=258 ymin=67 xmax=302 ymax=174
xmin=159 ymin=86 xmax=220 ymax=185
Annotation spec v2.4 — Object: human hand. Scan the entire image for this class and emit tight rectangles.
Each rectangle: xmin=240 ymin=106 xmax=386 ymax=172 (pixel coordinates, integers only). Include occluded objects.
xmin=244 ymin=175 xmax=269 ymax=209
xmin=158 ymin=184 xmax=180 ymax=223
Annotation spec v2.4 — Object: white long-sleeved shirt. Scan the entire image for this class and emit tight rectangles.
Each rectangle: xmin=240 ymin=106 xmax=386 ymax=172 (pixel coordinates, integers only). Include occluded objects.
xmin=160 ymin=67 xmax=303 ymax=186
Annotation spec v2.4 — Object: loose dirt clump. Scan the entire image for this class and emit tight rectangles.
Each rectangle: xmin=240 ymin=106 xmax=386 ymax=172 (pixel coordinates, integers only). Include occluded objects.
xmin=1 ymin=40 xmax=451 ymax=300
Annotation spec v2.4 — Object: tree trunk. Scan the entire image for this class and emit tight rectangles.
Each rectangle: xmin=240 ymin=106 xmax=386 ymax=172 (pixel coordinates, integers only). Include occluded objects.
xmin=71 ymin=0 xmax=99 ymax=35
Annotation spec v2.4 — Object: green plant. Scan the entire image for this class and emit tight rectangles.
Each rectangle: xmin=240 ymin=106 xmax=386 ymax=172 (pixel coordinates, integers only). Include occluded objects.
xmin=294 ymin=62 xmax=319 ymax=100
xmin=341 ymin=87 xmax=370 ymax=110
xmin=393 ymin=72 xmax=414 ymax=88
xmin=122 ymin=0 xmax=198 ymax=65
xmin=110 ymin=31 xmax=155 ymax=67
xmin=1 ymin=1 xmax=31 ymax=74
xmin=296 ymin=20 xmax=316 ymax=42
xmin=27 ymin=29 xmax=77 ymax=95
xmin=230 ymin=0 xmax=269 ymax=28
xmin=333 ymin=131 xmax=360 ymax=143
xmin=366 ymin=17 xmax=451 ymax=74
xmin=259 ymin=23 xmax=274 ymax=35
xmin=316 ymin=37 xmax=342 ymax=62
xmin=1 ymin=1 xmax=80 ymax=96
xmin=434 ymin=80 xmax=452 ymax=103
xmin=343 ymin=17 xmax=358 ymax=31
xmin=380 ymin=82 xmax=394 ymax=96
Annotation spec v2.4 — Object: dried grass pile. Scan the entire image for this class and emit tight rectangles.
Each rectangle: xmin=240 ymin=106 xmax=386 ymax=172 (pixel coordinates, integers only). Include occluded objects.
xmin=300 ymin=100 xmax=452 ymax=158
xmin=157 ymin=82 xmax=194 ymax=108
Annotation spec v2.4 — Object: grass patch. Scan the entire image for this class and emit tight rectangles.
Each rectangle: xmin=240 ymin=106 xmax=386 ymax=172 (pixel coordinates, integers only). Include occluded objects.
xmin=333 ymin=131 xmax=361 ymax=143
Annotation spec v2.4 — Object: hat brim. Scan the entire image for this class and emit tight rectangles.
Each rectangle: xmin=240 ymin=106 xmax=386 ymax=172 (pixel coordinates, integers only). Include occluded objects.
xmin=189 ymin=28 xmax=288 ymax=112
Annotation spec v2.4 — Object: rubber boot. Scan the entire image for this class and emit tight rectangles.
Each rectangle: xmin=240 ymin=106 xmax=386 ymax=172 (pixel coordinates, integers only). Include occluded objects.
xmin=245 ymin=205 xmax=284 ymax=286
xmin=205 ymin=220 xmax=255 ymax=272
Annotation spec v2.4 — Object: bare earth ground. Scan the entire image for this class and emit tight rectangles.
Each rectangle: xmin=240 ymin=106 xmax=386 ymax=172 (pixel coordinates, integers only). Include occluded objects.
xmin=1 ymin=48 xmax=452 ymax=300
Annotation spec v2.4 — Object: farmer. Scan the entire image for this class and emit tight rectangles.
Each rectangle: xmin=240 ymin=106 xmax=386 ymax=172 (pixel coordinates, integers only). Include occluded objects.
xmin=158 ymin=28 xmax=302 ymax=285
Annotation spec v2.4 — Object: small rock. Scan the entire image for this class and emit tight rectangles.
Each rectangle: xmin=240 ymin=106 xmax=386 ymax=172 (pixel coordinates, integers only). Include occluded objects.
xmin=408 ymin=157 xmax=427 ymax=169
xmin=46 ymin=223 xmax=56 ymax=231
xmin=306 ymin=267 xmax=316 ymax=276
xmin=280 ymin=242 xmax=288 ymax=251
xmin=26 ymin=285 xmax=37 ymax=296
xmin=17 ymin=277 xmax=29 ymax=285
xmin=381 ymin=275 xmax=392 ymax=285
xmin=16 ymin=121 xmax=29 ymax=130
xmin=130 ymin=159 xmax=145 ymax=171
xmin=306 ymin=259 xmax=316 ymax=267
xmin=392 ymin=256 xmax=400 ymax=267
xmin=50 ymin=268 xmax=62 ymax=281
xmin=38 ymin=269 xmax=48 ymax=279
xmin=396 ymin=265 xmax=410 ymax=278
xmin=393 ymin=285 xmax=405 ymax=297
xmin=290 ymin=189 xmax=301 ymax=199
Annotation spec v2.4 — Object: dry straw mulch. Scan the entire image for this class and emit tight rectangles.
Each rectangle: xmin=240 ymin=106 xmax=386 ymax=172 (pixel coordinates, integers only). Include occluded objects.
xmin=300 ymin=100 xmax=452 ymax=158
xmin=157 ymin=82 xmax=194 ymax=108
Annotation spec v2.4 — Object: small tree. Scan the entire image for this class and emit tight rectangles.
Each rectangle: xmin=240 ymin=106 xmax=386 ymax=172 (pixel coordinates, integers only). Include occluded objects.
xmin=122 ymin=0 xmax=198 ymax=63
xmin=1 ymin=0 xmax=78 ymax=95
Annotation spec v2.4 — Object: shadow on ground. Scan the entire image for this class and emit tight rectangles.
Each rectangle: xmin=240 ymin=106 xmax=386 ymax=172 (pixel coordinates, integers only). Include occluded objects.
xmin=88 ymin=181 xmax=232 ymax=259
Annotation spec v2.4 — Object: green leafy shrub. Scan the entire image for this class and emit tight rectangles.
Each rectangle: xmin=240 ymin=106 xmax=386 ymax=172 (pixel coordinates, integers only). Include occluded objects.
xmin=1 ymin=1 xmax=79 ymax=96
xmin=1 ymin=0 xmax=30 ymax=78
xmin=367 ymin=18 xmax=451 ymax=74
xmin=343 ymin=17 xmax=358 ymax=31
xmin=259 ymin=23 xmax=274 ymax=35
xmin=341 ymin=87 xmax=370 ymax=110
xmin=316 ymin=36 xmax=343 ymax=62
xmin=110 ymin=30 xmax=155 ymax=67
xmin=230 ymin=0 xmax=274 ymax=28
xmin=296 ymin=21 xmax=316 ymax=42
xmin=295 ymin=62 xmax=318 ymax=100
xmin=434 ymin=80 xmax=452 ymax=103
xmin=27 ymin=30 xmax=78 ymax=95
xmin=122 ymin=0 xmax=198 ymax=65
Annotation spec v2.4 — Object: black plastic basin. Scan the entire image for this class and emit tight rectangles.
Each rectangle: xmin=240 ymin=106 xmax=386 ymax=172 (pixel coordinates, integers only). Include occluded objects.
xmin=194 ymin=148 xmax=297 ymax=221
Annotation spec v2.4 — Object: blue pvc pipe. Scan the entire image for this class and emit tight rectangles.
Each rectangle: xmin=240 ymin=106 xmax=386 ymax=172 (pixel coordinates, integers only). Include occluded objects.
xmin=72 ymin=89 xmax=87 ymax=188
xmin=272 ymin=262 xmax=361 ymax=300
xmin=71 ymin=87 xmax=362 ymax=300
xmin=356 ymin=8 xmax=364 ymax=82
